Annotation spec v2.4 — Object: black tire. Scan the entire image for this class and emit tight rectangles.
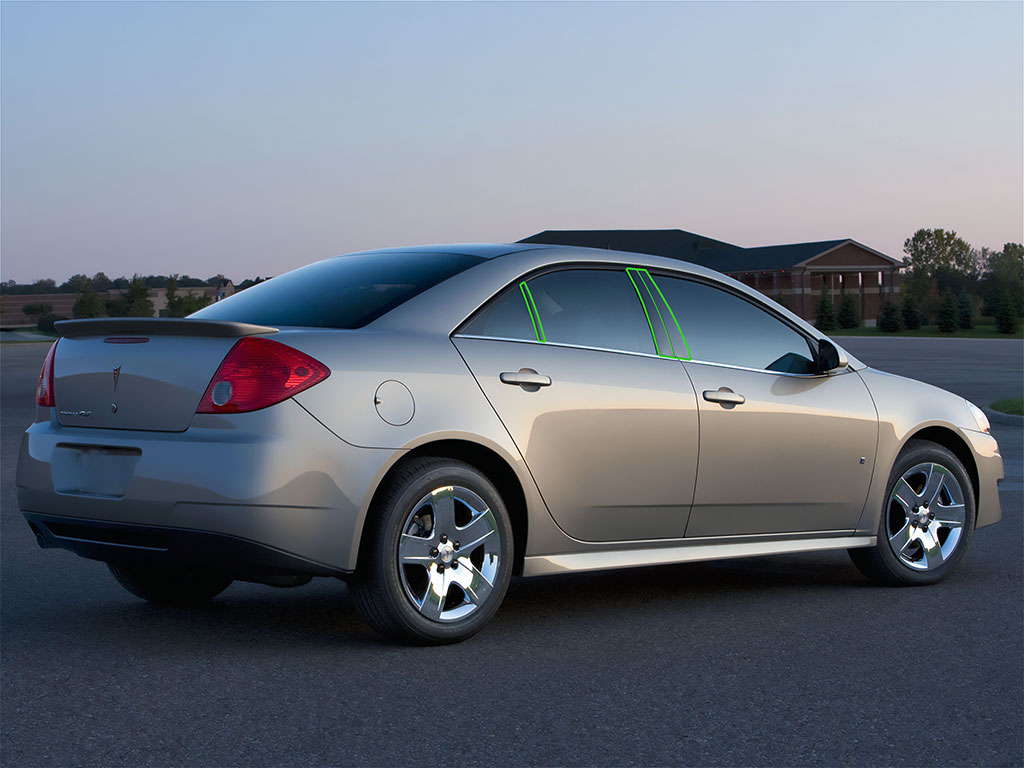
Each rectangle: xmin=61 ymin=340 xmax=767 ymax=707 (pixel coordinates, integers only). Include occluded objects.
xmin=849 ymin=439 xmax=975 ymax=586
xmin=349 ymin=457 xmax=514 ymax=645
xmin=108 ymin=563 xmax=233 ymax=605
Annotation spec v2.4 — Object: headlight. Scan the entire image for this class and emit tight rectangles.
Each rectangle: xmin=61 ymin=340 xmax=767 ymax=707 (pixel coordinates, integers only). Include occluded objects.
xmin=966 ymin=400 xmax=990 ymax=433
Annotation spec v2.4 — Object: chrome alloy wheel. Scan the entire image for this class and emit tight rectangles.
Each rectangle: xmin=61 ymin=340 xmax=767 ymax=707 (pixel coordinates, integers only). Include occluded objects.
xmin=886 ymin=462 xmax=967 ymax=571
xmin=397 ymin=485 xmax=502 ymax=622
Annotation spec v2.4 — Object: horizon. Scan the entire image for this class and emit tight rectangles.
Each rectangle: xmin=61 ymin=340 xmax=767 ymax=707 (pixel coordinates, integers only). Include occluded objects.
xmin=4 ymin=226 xmax=1023 ymax=290
xmin=2 ymin=1 xmax=1022 ymax=283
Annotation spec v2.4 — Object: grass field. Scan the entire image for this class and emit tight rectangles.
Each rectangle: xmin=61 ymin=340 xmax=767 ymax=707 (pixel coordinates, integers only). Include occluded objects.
xmin=829 ymin=323 xmax=1023 ymax=340
xmin=990 ymin=397 xmax=1024 ymax=416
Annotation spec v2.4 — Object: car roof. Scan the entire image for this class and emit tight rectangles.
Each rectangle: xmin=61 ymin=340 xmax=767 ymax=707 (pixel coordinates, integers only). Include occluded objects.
xmin=340 ymin=243 xmax=552 ymax=260
xmin=367 ymin=242 xmax=753 ymax=326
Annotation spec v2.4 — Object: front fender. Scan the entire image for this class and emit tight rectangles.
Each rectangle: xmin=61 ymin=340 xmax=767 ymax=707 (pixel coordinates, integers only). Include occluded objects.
xmin=855 ymin=369 xmax=1003 ymax=532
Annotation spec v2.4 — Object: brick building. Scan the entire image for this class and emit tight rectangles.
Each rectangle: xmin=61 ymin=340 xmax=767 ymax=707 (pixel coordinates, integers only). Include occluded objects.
xmin=519 ymin=229 xmax=903 ymax=326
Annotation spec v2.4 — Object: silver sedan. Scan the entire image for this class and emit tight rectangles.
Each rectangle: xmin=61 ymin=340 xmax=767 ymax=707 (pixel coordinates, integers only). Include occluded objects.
xmin=17 ymin=244 xmax=1004 ymax=643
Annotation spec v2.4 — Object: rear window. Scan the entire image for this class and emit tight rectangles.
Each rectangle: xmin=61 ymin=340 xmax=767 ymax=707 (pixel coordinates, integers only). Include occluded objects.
xmin=192 ymin=251 xmax=484 ymax=328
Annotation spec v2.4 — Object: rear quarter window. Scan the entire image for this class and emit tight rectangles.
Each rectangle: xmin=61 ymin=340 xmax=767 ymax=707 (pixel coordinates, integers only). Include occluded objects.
xmin=192 ymin=252 xmax=484 ymax=329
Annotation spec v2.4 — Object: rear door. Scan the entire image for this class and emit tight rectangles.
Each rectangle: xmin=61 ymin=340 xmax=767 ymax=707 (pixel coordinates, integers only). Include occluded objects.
xmin=650 ymin=274 xmax=878 ymax=537
xmin=453 ymin=267 xmax=699 ymax=543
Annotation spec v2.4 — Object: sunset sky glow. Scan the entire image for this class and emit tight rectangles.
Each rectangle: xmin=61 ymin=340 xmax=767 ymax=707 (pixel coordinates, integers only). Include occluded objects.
xmin=2 ymin=1 xmax=1022 ymax=283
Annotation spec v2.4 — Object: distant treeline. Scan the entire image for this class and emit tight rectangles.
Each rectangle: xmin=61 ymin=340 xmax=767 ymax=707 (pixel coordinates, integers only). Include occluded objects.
xmin=1 ymin=273 xmax=267 ymax=295
xmin=813 ymin=230 xmax=1022 ymax=335
xmin=2 ymin=272 xmax=271 ymax=331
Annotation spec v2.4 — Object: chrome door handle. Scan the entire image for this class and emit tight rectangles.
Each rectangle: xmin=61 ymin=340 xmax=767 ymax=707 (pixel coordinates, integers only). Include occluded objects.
xmin=703 ymin=389 xmax=745 ymax=405
xmin=500 ymin=370 xmax=551 ymax=388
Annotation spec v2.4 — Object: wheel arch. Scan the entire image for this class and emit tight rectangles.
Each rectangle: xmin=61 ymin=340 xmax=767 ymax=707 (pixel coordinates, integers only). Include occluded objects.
xmin=902 ymin=426 xmax=980 ymax=507
xmin=361 ymin=439 xmax=529 ymax=575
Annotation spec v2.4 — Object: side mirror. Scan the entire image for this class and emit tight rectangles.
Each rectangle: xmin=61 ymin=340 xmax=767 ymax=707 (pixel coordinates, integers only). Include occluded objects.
xmin=817 ymin=339 xmax=849 ymax=373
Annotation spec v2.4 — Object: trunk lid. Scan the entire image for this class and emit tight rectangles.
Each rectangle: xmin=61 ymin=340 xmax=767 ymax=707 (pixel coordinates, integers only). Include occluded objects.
xmin=52 ymin=319 xmax=278 ymax=432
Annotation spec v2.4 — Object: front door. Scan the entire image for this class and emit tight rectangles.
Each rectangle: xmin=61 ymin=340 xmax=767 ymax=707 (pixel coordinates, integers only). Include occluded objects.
xmin=651 ymin=273 xmax=878 ymax=537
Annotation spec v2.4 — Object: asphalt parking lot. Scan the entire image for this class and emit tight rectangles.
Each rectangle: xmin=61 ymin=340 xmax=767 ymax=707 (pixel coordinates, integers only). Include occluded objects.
xmin=1 ymin=338 xmax=1021 ymax=767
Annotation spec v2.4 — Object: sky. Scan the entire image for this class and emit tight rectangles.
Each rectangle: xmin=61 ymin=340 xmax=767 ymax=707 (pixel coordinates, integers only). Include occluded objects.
xmin=2 ymin=1 xmax=1022 ymax=284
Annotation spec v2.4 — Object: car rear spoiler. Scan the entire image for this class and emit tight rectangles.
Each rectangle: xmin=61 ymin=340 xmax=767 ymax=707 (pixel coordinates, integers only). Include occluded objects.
xmin=54 ymin=318 xmax=279 ymax=339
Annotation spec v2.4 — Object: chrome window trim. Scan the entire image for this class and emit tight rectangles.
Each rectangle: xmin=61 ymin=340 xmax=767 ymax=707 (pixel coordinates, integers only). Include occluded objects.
xmin=681 ymin=357 xmax=824 ymax=379
xmin=452 ymin=333 xmax=666 ymax=360
xmin=451 ymin=333 xmax=827 ymax=379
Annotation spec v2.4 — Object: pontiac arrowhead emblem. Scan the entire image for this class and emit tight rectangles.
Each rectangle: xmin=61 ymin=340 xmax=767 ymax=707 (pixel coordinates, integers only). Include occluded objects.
xmin=113 ymin=365 xmax=121 ymax=392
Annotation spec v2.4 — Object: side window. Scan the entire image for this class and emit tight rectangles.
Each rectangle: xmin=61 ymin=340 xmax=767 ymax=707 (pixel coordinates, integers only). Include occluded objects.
xmin=461 ymin=268 xmax=657 ymax=355
xmin=460 ymin=284 xmax=537 ymax=341
xmin=525 ymin=269 xmax=656 ymax=354
xmin=655 ymin=276 xmax=817 ymax=374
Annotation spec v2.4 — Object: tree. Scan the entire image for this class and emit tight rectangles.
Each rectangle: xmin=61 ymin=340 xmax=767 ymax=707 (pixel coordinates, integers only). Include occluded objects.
xmin=91 ymin=272 xmax=112 ymax=292
xmin=919 ymin=278 xmax=942 ymax=325
xmin=901 ymin=295 xmax=922 ymax=329
xmin=165 ymin=274 xmax=179 ymax=309
xmin=166 ymin=274 xmax=212 ymax=317
xmin=236 ymin=276 xmax=265 ymax=291
xmin=937 ymin=292 xmax=957 ymax=333
xmin=815 ymin=295 xmax=836 ymax=331
xmin=73 ymin=282 xmax=106 ymax=318
xmin=124 ymin=275 xmax=154 ymax=317
xmin=957 ymin=290 xmax=974 ymax=330
xmin=838 ymin=294 xmax=859 ymax=328
xmin=878 ymin=300 xmax=902 ymax=332
xmin=903 ymin=229 xmax=980 ymax=300
xmin=36 ymin=313 xmax=66 ymax=333
xmin=59 ymin=274 xmax=92 ymax=293
xmin=142 ymin=275 xmax=169 ymax=289
xmin=175 ymin=292 xmax=211 ymax=316
xmin=1 ymin=279 xmax=57 ymax=295
xmin=996 ymin=287 xmax=1018 ymax=334
xmin=105 ymin=295 xmax=129 ymax=317
xmin=981 ymin=242 xmax=1023 ymax=319
xmin=22 ymin=302 xmax=53 ymax=318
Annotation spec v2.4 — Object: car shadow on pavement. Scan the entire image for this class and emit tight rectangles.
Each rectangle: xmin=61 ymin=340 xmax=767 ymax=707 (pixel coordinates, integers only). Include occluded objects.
xmin=500 ymin=552 xmax=868 ymax=614
xmin=19 ymin=551 xmax=872 ymax=649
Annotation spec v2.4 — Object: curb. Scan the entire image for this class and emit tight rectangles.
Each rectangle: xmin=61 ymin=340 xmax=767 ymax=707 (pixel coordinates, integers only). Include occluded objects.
xmin=983 ymin=407 xmax=1024 ymax=428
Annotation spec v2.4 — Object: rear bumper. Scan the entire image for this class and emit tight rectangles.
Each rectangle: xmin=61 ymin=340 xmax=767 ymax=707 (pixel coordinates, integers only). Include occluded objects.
xmin=16 ymin=401 xmax=396 ymax=572
xmin=24 ymin=512 xmax=346 ymax=581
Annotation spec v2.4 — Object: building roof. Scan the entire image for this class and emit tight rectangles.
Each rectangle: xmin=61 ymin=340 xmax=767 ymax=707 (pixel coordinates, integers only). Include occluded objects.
xmin=517 ymin=229 xmax=901 ymax=272
xmin=518 ymin=229 xmax=744 ymax=261
xmin=721 ymin=240 xmax=850 ymax=272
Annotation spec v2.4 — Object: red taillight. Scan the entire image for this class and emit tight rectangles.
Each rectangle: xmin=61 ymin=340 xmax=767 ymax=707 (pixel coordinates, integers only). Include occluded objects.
xmin=197 ymin=337 xmax=330 ymax=414
xmin=35 ymin=340 xmax=59 ymax=407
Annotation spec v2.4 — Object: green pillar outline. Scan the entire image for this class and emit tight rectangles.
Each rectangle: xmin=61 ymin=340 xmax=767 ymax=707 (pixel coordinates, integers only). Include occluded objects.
xmin=519 ymin=281 xmax=546 ymax=343
xmin=628 ymin=267 xmax=692 ymax=361
xmin=642 ymin=270 xmax=692 ymax=360
xmin=643 ymin=270 xmax=692 ymax=360
xmin=632 ymin=268 xmax=679 ymax=358
xmin=626 ymin=269 xmax=663 ymax=356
